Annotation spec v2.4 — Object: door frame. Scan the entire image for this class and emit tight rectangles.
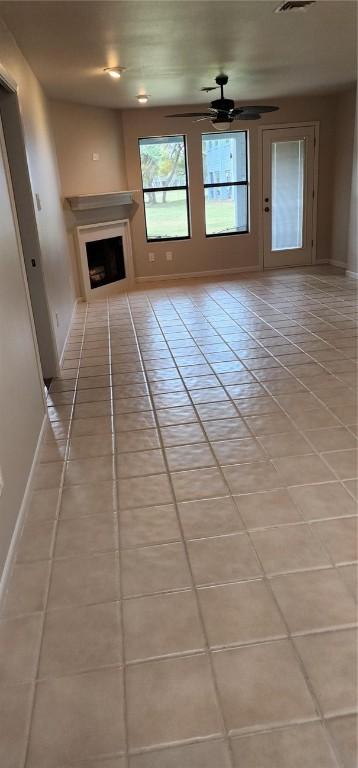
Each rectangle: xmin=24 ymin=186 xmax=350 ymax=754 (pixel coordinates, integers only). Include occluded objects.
xmin=0 ymin=111 xmax=45 ymax=408
xmin=258 ymin=121 xmax=320 ymax=271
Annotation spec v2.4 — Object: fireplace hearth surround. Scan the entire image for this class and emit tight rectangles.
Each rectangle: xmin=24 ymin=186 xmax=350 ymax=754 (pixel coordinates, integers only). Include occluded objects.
xmin=75 ymin=219 xmax=134 ymax=300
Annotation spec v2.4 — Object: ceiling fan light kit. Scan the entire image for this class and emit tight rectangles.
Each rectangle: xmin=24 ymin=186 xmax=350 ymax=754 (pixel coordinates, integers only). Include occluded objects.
xmin=166 ymin=74 xmax=279 ymax=127
xmin=212 ymin=120 xmax=233 ymax=132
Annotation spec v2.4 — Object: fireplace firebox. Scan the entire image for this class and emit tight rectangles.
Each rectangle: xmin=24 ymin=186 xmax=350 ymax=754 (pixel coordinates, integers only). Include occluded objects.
xmin=76 ymin=219 xmax=134 ymax=300
xmin=85 ymin=235 xmax=125 ymax=289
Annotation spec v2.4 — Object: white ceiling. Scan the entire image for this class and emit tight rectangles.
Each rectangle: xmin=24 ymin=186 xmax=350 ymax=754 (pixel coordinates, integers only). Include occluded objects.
xmin=0 ymin=0 xmax=356 ymax=109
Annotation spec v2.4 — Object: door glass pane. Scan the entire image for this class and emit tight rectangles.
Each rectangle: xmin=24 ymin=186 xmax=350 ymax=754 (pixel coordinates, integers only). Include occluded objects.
xmin=271 ymin=139 xmax=305 ymax=251
xmin=204 ymin=185 xmax=247 ymax=235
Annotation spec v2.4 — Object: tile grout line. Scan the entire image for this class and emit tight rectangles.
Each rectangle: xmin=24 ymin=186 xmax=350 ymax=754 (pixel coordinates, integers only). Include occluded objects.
xmin=21 ymin=303 xmax=88 ymax=768
xmin=156 ymin=281 xmax=354 ymax=765
xmin=107 ymin=296 xmax=130 ymax=768
xmin=143 ymin=289 xmax=340 ymax=754
xmin=183 ymin=283 xmax=357 ymax=498
xmin=124 ymin=291 xmax=236 ymax=767
xmin=10 ymin=270 xmax=356 ymax=766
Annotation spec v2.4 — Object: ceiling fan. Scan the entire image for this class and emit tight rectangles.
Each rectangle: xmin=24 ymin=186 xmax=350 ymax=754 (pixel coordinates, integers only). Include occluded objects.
xmin=166 ymin=74 xmax=279 ymax=131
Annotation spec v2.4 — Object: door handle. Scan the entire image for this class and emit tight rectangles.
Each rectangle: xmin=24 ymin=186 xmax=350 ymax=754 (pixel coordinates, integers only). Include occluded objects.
xmin=264 ymin=206 xmax=270 ymax=212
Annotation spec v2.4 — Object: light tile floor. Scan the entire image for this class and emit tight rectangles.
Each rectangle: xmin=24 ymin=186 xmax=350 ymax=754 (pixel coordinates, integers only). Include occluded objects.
xmin=1 ymin=266 xmax=357 ymax=767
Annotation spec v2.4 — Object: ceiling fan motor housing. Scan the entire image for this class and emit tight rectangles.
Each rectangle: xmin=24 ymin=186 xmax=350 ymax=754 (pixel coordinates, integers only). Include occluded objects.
xmin=164 ymin=73 xmax=278 ymax=123
xmin=211 ymin=98 xmax=235 ymax=112
xmin=216 ymin=74 xmax=229 ymax=86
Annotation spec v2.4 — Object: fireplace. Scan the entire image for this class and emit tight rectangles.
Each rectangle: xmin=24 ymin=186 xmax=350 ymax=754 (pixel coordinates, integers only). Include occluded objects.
xmin=86 ymin=235 xmax=125 ymax=289
xmin=76 ymin=219 xmax=134 ymax=300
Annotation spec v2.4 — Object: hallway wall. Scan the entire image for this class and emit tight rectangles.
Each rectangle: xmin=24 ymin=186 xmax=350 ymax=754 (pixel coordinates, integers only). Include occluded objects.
xmin=0 ymin=119 xmax=45 ymax=580
xmin=0 ymin=19 xmax=75 ymax=581
xmin=0 ymin=18 xmax=75 ymax=359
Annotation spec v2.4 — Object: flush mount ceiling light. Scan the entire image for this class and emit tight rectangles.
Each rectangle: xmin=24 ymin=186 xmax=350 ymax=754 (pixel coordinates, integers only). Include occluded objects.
xmin=137 ymin=94 xmax=149 ymax=104
xmin=104 ymin=66 xmax=126 ymax=79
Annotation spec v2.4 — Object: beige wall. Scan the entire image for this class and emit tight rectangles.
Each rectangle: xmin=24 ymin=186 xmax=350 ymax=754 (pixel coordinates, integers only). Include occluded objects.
xmin=121 ymin=93 xmax=339 ymax=278
xmin=347 ymin=89 xmax=357 ymax=275
xmin=0 ymin=114 xmax=44 ymax=580
xmin=0 ymin=20 xmax=74 ymax=580
xmin=49 ymin=99 xmax=128 ymax=195
xmin=0 ymin=19 xmax=74 ymax=358
xmin=48 ymin=99 xmax=129 ymax=295
xmin=48 ymin=90 xmax=357 ymax=285
xmin=331 ymin=87 xmax=356 ymax=267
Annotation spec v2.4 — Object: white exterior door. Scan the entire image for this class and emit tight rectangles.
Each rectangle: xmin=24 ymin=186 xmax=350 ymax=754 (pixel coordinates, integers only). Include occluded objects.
xmin=262 ymin=125 xmax=316 ymax=268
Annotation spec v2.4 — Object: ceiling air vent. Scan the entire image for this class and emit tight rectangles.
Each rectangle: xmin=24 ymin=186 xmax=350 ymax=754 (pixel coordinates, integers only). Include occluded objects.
xmin=275 ymin=1 xmax=315 ymax=12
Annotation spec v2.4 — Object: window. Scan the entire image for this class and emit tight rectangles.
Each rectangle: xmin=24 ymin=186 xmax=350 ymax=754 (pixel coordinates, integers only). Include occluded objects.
xmin=138 ymin=135 xmax=190 ymax=241
xmin=202 ymin=131 xmax=249 ymax=236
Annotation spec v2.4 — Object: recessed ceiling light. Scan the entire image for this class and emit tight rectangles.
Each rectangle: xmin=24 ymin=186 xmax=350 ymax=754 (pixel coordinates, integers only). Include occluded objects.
xmin=137 ymin=94 xmax=149 ymax=104
xmin=104 ymin=66 xmax=126 ymax=79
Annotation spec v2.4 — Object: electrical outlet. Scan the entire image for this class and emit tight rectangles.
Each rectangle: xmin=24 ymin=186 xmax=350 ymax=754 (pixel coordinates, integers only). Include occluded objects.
xmin=35 ymin=193 xmax=42 ymax=211
xmin=92 ymin=153 xmax=99 ymax=161
xmin=166 ymin=251 xmax=173 ymax=261
xmin=55 ymin=312 xmax=60 ymax=328
xmin=148 ymin=252 xmax=155 ymax=262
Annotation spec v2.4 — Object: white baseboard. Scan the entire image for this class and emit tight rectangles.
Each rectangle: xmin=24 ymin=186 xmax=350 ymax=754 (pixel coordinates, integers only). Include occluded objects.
xmin=330 ymin=259 xmax=347 ymax=269
xmin=135 ymin=265 xmax=261 ymax=283
xmin=59 ymin=297 xmax=83 ymax=368
xmin=346 ymin=269 xmax=358 ymax=279
xmin=0 ymin=413 xmax=48 ymax=607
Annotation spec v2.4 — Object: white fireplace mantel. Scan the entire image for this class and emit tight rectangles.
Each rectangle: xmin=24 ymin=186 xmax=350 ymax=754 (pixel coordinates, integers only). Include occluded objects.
xmin=66 ymin=190 xmax=135 ymax=211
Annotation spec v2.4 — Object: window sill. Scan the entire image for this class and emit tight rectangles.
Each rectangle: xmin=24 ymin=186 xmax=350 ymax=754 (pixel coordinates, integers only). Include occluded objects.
xmin=206 ymin=230 xmax=250 ymax=239
xmin=146 ymin=236 xmax=191 ymax=243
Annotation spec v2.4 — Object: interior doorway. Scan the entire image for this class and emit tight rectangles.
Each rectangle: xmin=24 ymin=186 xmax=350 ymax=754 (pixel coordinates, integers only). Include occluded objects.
xmin=0 ymin=67 xmax=59 ymax=382
xmin=261 ymin=124 xmax=318 ymax=269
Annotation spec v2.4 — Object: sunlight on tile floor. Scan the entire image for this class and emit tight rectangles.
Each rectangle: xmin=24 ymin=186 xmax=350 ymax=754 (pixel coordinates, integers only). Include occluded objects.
xmin=1 ymin=267 xmax=357 ymax=767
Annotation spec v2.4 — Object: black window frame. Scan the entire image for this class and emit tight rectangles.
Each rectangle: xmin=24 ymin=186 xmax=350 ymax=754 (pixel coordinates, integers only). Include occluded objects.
xmin=138 ymin=134 xmax=191 ymax=243
xmin=202 ymin=129 xmax=249 ymax=238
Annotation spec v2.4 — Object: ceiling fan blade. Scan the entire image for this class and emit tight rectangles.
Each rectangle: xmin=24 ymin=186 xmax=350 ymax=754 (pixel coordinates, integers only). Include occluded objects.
xmin=233 ymin=105 xmax=279 ymax=115
xmin=235 ymin=113 xmax=261 ymax=121
xmin=165 ymin=112 xmax=213 ymax=118
xmin=193 ymin=116 xmax=211 ymax=122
